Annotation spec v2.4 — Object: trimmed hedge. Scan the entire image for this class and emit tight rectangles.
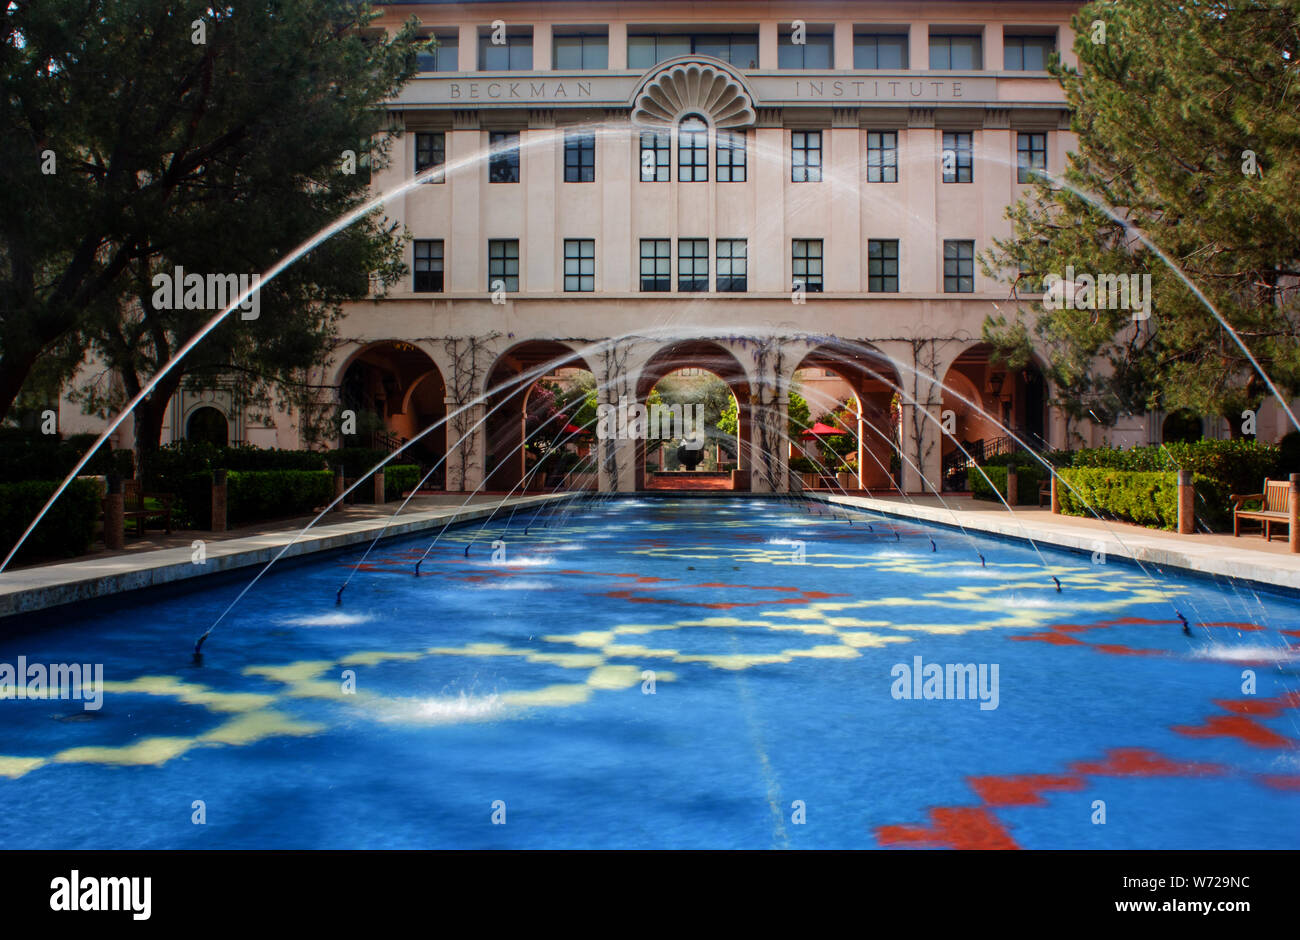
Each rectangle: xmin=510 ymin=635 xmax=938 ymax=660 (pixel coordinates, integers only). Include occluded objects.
xmin=1051 ymin=468 xmax=1226 ymax=531
xmin=0 ymin=430 xmax=133 ymax=484
xmin=180 ymin=470 xmax=334 ymax=529
xmin=150 ymin=441 xmax=329 ymax=490
xmin=0 ymin=479 xmax=102 ymax=562
xmin=384 ymin=465 xmax=421 ymax=500
xmin=968 ymin=464 xmax=1047 ymax=506
xmin=1070 ymin=439 xmax=1279 ymax=497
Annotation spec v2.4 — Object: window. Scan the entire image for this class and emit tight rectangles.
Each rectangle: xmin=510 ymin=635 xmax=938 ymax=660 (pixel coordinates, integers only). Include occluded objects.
xmin=563 ymin=239 xmax=595 ymax=292
xmin=640 ymin=239 xmax=671 ymax=291
xmin=639 ymin=130 xmax=670 ymax=182
xmin=929 ymin=34 xmax=983 ymax=70
xmin=413 ymin=240 xmax=444 ymax=293
xmin=716 ymin=239 xmax=747 ymax=291
xmin=866 ymin=131 xmax=897 ymax=183
xmin=628 ymin=32 xmax=758 ymax=69
xmin=415 ymin=132 xmax=445 ymax=183
xmin=942 ymin=131 xmax=973 ymax=183
xmin=791 ymin=130 xmax=822 ymax=182
xmin=853 ymin=32 xmax=908 ymax=69
xmin=1017 ymin=132 xmax=1046 ymax=183
xmin=678 ymin=239 xmax=709 ymax=292
xmin=416 ymin=33 xmax=458 ymax=72
xmin=867 ymin=240 xmax=899 ymax=293
xmin=678 ymin=116 xmax=708 ymax=183
xmin=564 ymin=129 xmax=595 ymax=182
xmin=717 ymin=130 xmax=746 ymax=182
xmin=553 ymin=31 xmax=608 ymax=69
xmin=778 ymin=30 xmax=833 ymax=69
xmin=792 ymin=239 xmax=824 ymax=292
xmin=488 ymin=239 xmax=519 ymax=292
xmin=1005 ymin=34 xmax=1055 ymax=71
xmin=478 ymin=31 xmax=533 ymax=70
xmin=489 ymin=131 xmax=519 ymax=183
xmin=943 ymin=240 xmax=974 ymax=293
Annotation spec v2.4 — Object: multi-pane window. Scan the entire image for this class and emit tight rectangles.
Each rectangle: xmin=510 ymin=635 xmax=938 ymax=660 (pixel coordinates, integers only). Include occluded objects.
xmin=1004 ymin=34 xmax=1055 ymax=71
xmin=563 ymin=239 xmax=595 ymax=292
xmin=413 ymin=240 xmax=444 ymax=293
xmin=854 ymin=33 xmax=909 ymax=69
xmin=929 ymin=34 xmax=983 ymax=70
xmin=639 ymin=130 xmax=670 ymax=182
xmin=478 ymin=31 xmax=533 ymax=70
xmin=792 ymin=239 xmax=824 ymax=292
xmin=1017 ymin=132 xmax=1047 ymax=183
xmin=489 ymin=131 xmax=520 ymax=183
xmin=716 ymin=239 xmax=747 ymax=292
xmin=415 ymin=132 xmax=446 ymax=183
xmin=867 ymin=240 xmax=899 ymax=293
xmin=639 ymin=239 xmax=671 ymax=291
xmin=717 ymin=130 xmax=746 ymax=182
xmin=778 ymin=31 xmax=833 ymax=68
xmin=564 ymin=129 xmax=595 ymax=182
xmin=791 ymin=130 xmax=822 ymax=182
xmin=553 ymin=32 xmax=608 ymax=69
xmin=678 ymin=116 xmax=709 ymax=182
xmin=942 ymin=131 xmax=973 ymax=183
xmin=678 ymin=239 xmax=709 ymax=291
xmin=487 ymin=239 xmax=519 ymax=292
xmin=866 ymin=131 xmax=898 ymax=183
xmin=943 ymin=240 xmax=975 ymax=293
xmin=416 ymin=34 xmax=458 ymax=72
xmin=628 ymin=32 xmax=759 ymax=69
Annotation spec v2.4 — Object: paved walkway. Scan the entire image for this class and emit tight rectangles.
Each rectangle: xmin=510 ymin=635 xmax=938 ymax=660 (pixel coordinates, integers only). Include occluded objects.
xmin=811 ymin=492 xmax=1300 ymax=592
xmin=0 ymin=493 xmax=573 ymax=620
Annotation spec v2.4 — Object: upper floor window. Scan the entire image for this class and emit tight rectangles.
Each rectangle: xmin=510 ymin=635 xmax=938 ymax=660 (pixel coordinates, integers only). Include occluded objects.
xmin=929 ymin=34 xmax=982 ymax=70
xmin=489 ymin=131 xmax=520 ymax=183
xmin=791 ymin=130 xmax=822 ymax=183
xmin=627 ymin=31 xmax=758 ymax=69
xmin=563 ymin=239 xmax=595 ymax=292
xmin=413 ymin=240 xmax=444 ymax=293
xmin=639 ymin=130 xmax=670 ymax=182
xmin=942 ymin=131 xmax=973 ymax=183
xmin=415 ymin=132 xmax=445 ymax=183
xmin=866 ymin=131 xmax=897 ymax=183
xmin=853 ymin=32 xmax=908 ymax=69
xmin=678 ymin=116 xmax=708 ymax=183
xmin=553 ymin=30 xmax=609 ymax=69
xmin=943 ymin=240 xmax=975 ymax=293
xmin=778 ymin=29 xmax=833 ymax=69
xmin=416 ymin=32 xmax=458 ymax=72
xmin=1017 ymin=132 xmax=1047 ymax=183
xmin=678 ymin=239 xmax=709 ymax=292
xmin=564 ymin=129 xmax=595 ymax=182
xmin=792 ymin=239 xmax=824 ymax=292
xmin=488 ymin=239 xmax=520 ymax=292
xmin=1004 ymin=34 xmax=1055 ymax=71
xmin=639 ymin=239 xmax=671 ymax=291
xmin=478 ymin=28 xmax=533 ymax=70
xmin=867 ymin=239 xmax=899 ymax=293
xmin=716 ymin=239 xmax=747 ymax=292
xmin=717 ymin=130 xmax=746 ymax=182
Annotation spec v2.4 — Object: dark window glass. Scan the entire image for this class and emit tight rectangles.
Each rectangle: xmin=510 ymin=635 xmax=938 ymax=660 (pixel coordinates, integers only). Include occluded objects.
xmin=564 ymin=130 xmax=595 ymax=182
xmin=717 ymin=130 xmax=746 ymax=182
xmin=553 ymin=33 xmax=608 ymax=69
xmin=853 ymin=33 xmax=908 ymax=69
xmin=639 ymin=239 xmax=671 ymax=291
xmin=479 ymin=33 xmax=533 ymax=70
xmin=943 ymin=240 xmax=975 ymax=293
xmin=678 ymin=238 xmax=709 ymax=291
xmin=415 ymin=132 xmax=445 ymax=183
xmin=791 ymin=130 xmax=822 ymax=182
xmin=414 ymin=240 xmax=444 ymax=292
xmin=417 ymin=35 xmax=458 ymax=72
xmin=929 ymin=35 xmax=983 ymax=70
xmin=488 ymin=239 xmax=519 ymax=292
xmin=778 ymin=32 xmax=833 ymax=69
xmin=867 ymin=239 xmax=899 ymax=293
xmin=627 ymin=32 xmax=758 ymax=69
xmin=489 ymin=131 xmax=520 ymax=183
xmin=716 ymin=239 xmax=747 ymax=292
xmin=1005 ymin=34 xmax=1054 ymax=71
xmin=792 ymin=239 xmax=824 ymax=292
xmin=942 ymin=131 xmax=973 ymax=183
xmin=866 ymin=131 xmax=897 ymax=183
xmin=678 ymin=116 xmax=708 ymax=182
xmin=1017 ymin=131 xmax=1046 ymax=183
xmin=639 ymin=130 xmax=670 ymax=182
xmin=563 ymin=239 xmax=595 ymax=291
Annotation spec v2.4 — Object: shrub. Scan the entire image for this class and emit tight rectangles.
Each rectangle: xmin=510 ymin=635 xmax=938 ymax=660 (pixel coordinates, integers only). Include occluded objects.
xmin=1053 ymin=468 xmax=1227 ymax=531
xmin=0 ymin=429 xmax=133 ymax=484
xmin=384 ymin=465 xmax=421 ymax=500
xmin=0 ymin=479 xmax=102 ymax=562
xmin=1070 ymin=439 xmax=1279 ymax=496
xmin=330 ymin=447 xmax=395 ymax=477
xmin=178 ymin=470 xmax=333 ymax=528
xmin=1280 ymin=431 xmax=1300 ymax=475
xmin=968 ymin=464 xmax=1046 ymax=505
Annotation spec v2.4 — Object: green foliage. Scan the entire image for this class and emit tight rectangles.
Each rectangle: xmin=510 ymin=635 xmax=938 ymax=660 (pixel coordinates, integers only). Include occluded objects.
xmin=330 ymin=448 xmax=396 ymax=477
xmin=1278 ymin=431 xmax=1300 ymax=475
xmin=787 ymin=390 xmax=811 ymax=443
xmin=384 ymin=465 xmax=421 ymax=500
xmin=1053 ymin=468 xmax=1226 ymax=531
xmin=1069 ymin=439 xmax=1279 ymax=497
xmin=0 ymin=429 xmax=133 ymax=484
xmin=968 ymin=464 xmax=1046 ymax=506
xmin=0 ymin=479 xmax=102 ymax=562
xmin=981 ymin=449 xmax=1073 ymax=470
xmin=180 ymin=469 xmax=333 ymax=528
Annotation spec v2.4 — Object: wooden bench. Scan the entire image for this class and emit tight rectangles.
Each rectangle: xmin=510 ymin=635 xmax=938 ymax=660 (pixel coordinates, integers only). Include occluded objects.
xmin=1231 ymin=479 xmax=1293 ymax=539
xmin=120 ymin=480 xmax=175 ymax=537
xmin=1039 ymin=478 xmax=1052 ymax=507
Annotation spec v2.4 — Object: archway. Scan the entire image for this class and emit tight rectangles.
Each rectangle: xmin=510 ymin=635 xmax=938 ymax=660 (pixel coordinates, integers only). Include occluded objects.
xmin=186 ymin=406 xmax=229 ymax=447
xmin=1162 ymin=409 xmax=1203 ymax=444
xmin=337 ymin=341 xmax=446 ymax=480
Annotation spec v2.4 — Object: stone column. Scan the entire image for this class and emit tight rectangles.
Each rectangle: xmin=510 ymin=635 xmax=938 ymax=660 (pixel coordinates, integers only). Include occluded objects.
xmin=1290 ymin=473 xmax=1299 ymax=553
xmin=333 ymin=465 xmax=346 ymax=508
xmin=374 ymin=469 xmax=386 ymax=505
xmin=1177 ymin=469 xmax=1194 ymax=535
xmin=211 ymin=469 xmax=228 ymax=532
xmin=103 ymin=476 xmax=125 ymax=550
xmin=1006 ymin=465 xmax=1018 ymax=506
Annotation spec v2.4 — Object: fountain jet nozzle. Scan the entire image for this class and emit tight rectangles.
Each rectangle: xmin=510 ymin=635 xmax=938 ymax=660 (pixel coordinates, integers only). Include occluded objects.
xmin=1052 ymin=576 xmax=1061 ymax=593
xmin=1177 ymin=611 xmax=1192 ymax=636
xmin=335 ymin=585 xmax=345 ymax=606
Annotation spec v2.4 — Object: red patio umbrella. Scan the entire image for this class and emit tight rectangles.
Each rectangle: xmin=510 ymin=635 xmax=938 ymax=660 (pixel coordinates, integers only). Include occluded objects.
xmin=800 ymin=422 xmax=843 ymax=438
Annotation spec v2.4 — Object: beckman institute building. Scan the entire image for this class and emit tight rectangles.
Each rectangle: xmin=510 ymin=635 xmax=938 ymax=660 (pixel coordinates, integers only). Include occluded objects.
xmin=69 ymin=0 xmax=1284 ymax=493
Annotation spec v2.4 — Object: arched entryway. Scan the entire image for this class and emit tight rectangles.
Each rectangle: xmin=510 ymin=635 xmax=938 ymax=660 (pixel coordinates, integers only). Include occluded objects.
xmin=337 ymin=341 xmax=447 ymax=478
xmin=186 ymin=406 xmax=229 ymax=447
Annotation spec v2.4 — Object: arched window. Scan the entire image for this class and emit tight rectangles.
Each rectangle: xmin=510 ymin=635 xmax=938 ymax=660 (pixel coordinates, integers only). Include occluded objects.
xmin=186 ymin=406 xmax=229 ymax=447
xmin=677 ymin=115 xmax=708 ymax=182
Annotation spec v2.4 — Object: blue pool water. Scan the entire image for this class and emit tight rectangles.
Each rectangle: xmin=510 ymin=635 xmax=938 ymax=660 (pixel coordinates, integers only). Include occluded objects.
xmin=1 ymin=497 xmax=1297 ymax=848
